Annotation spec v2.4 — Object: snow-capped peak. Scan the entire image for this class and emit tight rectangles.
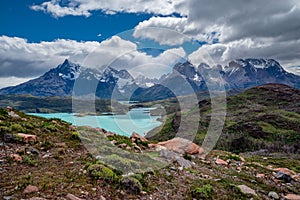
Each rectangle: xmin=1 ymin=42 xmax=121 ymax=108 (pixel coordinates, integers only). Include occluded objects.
xmin=57 ymin=59 xmax=81 ymax=80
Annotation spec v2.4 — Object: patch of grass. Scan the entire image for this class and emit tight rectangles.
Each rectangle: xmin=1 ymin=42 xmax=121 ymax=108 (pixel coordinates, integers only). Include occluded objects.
xmin=10 ymin=123 xmax=26 ymax=133
xmin=107 ymin=135 xmax=133 ymax=147
xmin=226 ymin=154 xmax=241 ymax=161
xmin=22 ymin=155 xmax=39 ymax=166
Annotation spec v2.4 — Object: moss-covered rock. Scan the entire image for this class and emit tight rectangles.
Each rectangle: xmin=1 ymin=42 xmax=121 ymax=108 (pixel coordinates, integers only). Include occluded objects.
xmin=87 ymin=163 xmax=119 ymax=183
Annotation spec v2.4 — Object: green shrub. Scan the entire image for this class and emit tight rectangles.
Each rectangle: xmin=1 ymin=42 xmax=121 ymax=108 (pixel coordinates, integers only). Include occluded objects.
xmin=87 ymin=164 xmax=119 ymax=183
xmin=190 ymin=184 xmax=213 ymax=199
xmin=70 ymin=131 xmax=80 ymax=140
xmin=10 ymin=123 xmax=26 ymax=133
xmin=107 ymin=135 xmax=133 ymax=147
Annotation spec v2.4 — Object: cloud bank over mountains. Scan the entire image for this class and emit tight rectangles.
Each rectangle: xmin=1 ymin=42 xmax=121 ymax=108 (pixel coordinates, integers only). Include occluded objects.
xmin=1 ymin=0 xmax=300 ymax=88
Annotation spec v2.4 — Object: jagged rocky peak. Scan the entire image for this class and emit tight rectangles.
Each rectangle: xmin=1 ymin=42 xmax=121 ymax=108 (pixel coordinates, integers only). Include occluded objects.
xmin=173 ymin=61 xmax=196 ymax=78
xmin=228 ymin=58 xmax=283 ymax=70
xmin=104 ymin=66 xmax=133 ymax=80
xmin=56 ymin=59 xmax=81 ymax=80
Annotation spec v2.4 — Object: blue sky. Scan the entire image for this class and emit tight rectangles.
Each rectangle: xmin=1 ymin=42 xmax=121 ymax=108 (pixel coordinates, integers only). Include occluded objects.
xmin=0 ymin=0 xmax=299 ymax=88
xmin=0 ymin=0 xmax=152 ymax=42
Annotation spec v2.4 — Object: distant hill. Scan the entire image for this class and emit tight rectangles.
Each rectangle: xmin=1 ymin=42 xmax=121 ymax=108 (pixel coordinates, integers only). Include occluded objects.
xmin=148 ymin=83 xmax=300 ymax=154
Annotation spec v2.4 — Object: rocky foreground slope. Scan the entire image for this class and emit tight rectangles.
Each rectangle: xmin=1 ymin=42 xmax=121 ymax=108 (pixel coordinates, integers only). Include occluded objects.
xmin=0 ymin=105 xmax=300 ymax=199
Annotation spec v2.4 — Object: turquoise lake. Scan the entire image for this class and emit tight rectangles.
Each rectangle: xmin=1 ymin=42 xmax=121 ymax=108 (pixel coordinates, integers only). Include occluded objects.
xmin=28 ymin=108 xmax=161 ymax=137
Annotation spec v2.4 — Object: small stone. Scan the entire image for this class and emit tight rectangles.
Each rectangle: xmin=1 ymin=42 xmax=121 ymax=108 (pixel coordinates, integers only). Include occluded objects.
xmin=215 ymin=158 xmax=228 ymax=165
xmin=284 ymin=194 xmax=300 ymax=200
xmin=133 ymin=145 xmax=142 ymax=152
xmin=126 ymin=146 xmax=131 ymax=150
xmin=201 ymin=159 xmax=211 ymax=164
xmin=118 ymin=143 xmax=128 ymax=148
xmin=130 ymin=132 xmax=148 ymax=142
xmin=42 ymin=153 xmax=51 ymax=158
xmin=291 ymin=174 xmax=300 ymax=181
xmin=91 ymin=188 xmax=97 ymax=191
xmin=104 ymin=131 xmax=115 ymax=137
xmin=268 ymin=191 xmax=279 ymax=199
xmin=237 ymin=185 xmax=257 ymax=196
xmin=99 ymin=196 xmax=106 ymax=200
xmin=56 ymin=142 xmax=67 ymax=148
xmin=240 ymin=156 xmax=245 ymax=162
xmin=3 ymin=196 xmax=16 ymax=200
xmin=23 ymin=185 xmax=39 ymax=194
xmin=11 ymin=154 xmax=22 ymax=162
xmin=4 ymin=133 xmax=14 ymax=142
xmin=256 ymin=174 xmax=265 ymax=178
xmin=29 ymin=148 xmax=40 ymax=156
xmin=66 ymin=193 xmax=84 ymax=200
xmin=110 ymin=140 xmax=117 ymax=145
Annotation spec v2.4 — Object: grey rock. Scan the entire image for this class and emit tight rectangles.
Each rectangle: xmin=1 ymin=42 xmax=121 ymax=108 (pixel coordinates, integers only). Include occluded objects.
xmin=3 ymin=133 xmax=14 ymax=142
xmin=29 ymin=148 xmax=40 ymax=156
xmin=237 ymin=185 xmax=257 ymax=196
xmin=274 ymin=171 xmax=293 ymax=183
xmin=268 ymin=191 xmax=279 ymax=199
xmin=121 ymin=177 xmax=142 ymax=195
xmin=3 ymin=196 xmax=17 ymax=200
xmin=159 ymin=149 xmax=194 ymax=168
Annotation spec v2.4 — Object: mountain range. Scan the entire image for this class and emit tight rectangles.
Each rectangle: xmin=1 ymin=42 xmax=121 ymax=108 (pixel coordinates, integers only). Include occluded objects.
xmin=1 ymin=58 xmax=300 ymax=101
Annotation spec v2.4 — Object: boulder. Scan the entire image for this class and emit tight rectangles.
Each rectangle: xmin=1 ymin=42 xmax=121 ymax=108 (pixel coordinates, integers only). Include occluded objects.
xmin=23 ymin=185 xmax=39 ymax=194
xmin=274 ymin=168 xmax=297 ymax=176
xmin=284 ymin=194 xmax=300 ymax=200
xmin=17 ymin=133 xmax=37 ymax=143
xmin=121 ymin=177 xmax=142 ymax=195
xmin=159 ymin=149 xmax=194 ymax=168
xmin=156 ymin=137 xmax=204 ymax=156
xmin=130 ymin=132 xmax=148 ymax=142
xmin=237 ymin=185 xmax=257 ymax=196
xmin=274 ymin=171 xmax=293 ymax=183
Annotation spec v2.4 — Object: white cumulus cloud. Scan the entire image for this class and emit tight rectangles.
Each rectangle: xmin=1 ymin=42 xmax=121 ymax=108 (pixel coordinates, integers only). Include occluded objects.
xmin=30 ymin=0 xmax=186 ymax=18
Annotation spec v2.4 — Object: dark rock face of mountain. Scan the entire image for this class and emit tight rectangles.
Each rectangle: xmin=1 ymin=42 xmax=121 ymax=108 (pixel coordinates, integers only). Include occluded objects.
xmin=222 ymin=58 xmax=300 ymax=89
xmin=1 ymin=58 xmax=300 ymax=101
xmin=0 ymin=59 xmax=78 ymax=96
